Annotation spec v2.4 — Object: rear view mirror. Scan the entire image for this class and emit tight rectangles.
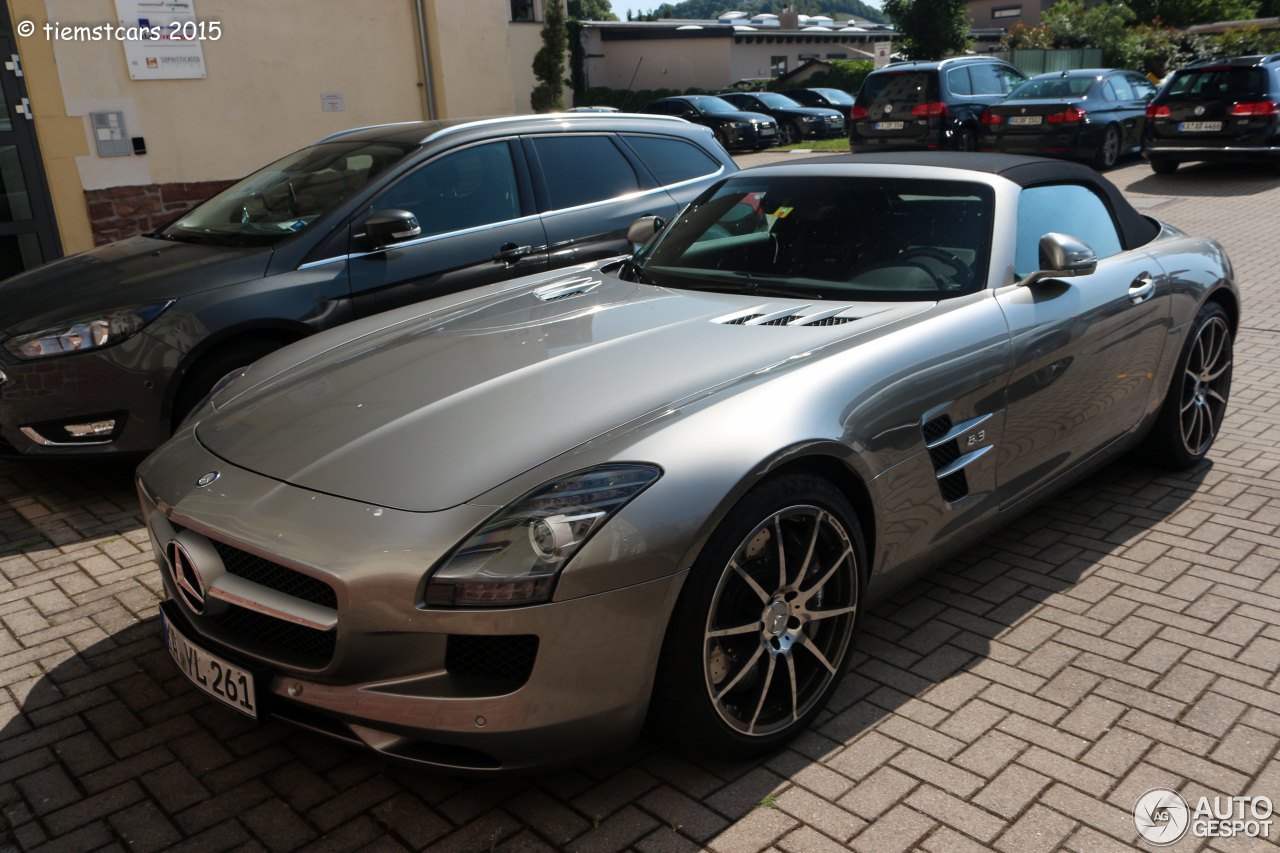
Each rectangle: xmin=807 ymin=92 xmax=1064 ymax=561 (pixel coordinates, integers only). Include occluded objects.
xmin=364 ymin=209 xmax=421 ymax=248
xmin=627 ymin=215 xmax=666 ymax=247
xmin=1019 ymin=233 xmax=1097 ymax=287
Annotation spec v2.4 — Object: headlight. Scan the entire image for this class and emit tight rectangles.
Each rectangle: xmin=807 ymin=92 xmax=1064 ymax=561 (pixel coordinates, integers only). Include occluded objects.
xmin=4 ymin=301 xmax=173 ymax=360
xmin=731 ymin=121 xmax=750 ymax=129
xmin=423 ymin=464 xmax=661 ymax=607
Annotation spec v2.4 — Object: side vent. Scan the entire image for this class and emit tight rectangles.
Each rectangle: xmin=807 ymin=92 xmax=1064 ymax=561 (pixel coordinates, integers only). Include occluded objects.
xmin=801 ymin=316 xmax=857 ymax=326
xmin=725 ymin=314 xmax=764 ymax=325
xmin=534 ymin=278 xmax=601 ymax=302
xmin=920 ymin=412 xmax=993 ymax=506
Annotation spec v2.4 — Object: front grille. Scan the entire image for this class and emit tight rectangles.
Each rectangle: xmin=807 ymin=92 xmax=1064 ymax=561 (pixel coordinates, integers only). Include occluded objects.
xmin=446 ymin=635 xmax=539 ymax=683
xmin=939 ymin=471 xmax=969 ymax=503
xmin=211 ymin=604 xmax=336 ymax=667
xmin=921 ymin=415 xmax=952 ymax=444
xmin=209 ymin=540 xmax=337 ymax=609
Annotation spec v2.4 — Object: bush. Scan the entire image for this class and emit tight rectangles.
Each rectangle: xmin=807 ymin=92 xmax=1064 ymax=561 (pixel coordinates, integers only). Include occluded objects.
xmin=575 ymin=86 xmax=709 ymax=110
xmin=768 ymin=60 xmax=875 ymax=95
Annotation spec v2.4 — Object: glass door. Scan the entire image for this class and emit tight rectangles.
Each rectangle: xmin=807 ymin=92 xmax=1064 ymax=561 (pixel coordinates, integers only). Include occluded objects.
xmin=0 ymin=18 xmax=61 ymax=279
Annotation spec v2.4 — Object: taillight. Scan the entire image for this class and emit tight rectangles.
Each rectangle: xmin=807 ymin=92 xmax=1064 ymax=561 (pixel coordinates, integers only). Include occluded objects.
xmin=1231 ymin=100 xmax=1279 ymax=116
xmin=1046 ymin=107 xmax=1086 ymax=124
xmin=911 ymin=102 xmax=948 ymax=117
xmin=980 ymin=110 xmax=1003 ymax=125
xmin=1146 ymin=104 xmax=1171 ymax=118
xmin=850 ymin=105 xmax=868 ymax=120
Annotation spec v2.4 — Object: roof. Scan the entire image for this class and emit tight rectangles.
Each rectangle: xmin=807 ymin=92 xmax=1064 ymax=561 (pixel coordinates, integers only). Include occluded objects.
xmin=878 ymin=56 xmax=1008 ymax=72
xmin=314 ymin=113 xmax=695 ymax=147
xmin=776 ymin=152 xmax=1159 ymax=249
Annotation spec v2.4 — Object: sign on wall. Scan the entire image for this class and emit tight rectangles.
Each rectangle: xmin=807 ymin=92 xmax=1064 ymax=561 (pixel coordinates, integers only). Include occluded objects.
xmin=114 ymin=0 xmax=208 ymax=80
xmin=874 ymin=41 xmax=892 ymax=70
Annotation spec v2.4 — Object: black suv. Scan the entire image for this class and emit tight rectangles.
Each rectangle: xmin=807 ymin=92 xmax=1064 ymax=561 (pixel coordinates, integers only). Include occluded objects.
xmin=1143 ymin=54 xmax=1280 ymax=173
xmin=0 ymin=114 xmax=735 ymax=457
xmin=849 ymin=57 xmax=1027 ymax=152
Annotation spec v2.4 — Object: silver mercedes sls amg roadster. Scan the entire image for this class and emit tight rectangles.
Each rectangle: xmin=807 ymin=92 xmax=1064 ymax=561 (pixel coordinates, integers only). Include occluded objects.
xmin=137 ymin=153 xmax=1237 ymax=773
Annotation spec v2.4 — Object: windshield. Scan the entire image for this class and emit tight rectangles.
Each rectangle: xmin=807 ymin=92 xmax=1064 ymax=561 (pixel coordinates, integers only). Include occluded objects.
xmin=756 ymin=92 xmax=804 ymax=108
xmin=637 ymin=176 xmax=994 ymax=301
xmin=161 ymin=141 xmax=412 ymax=247
xmin=815 ymin=88 xmax=855 ymax=105
xmin=692 ymin=96 xmax=741 ymax=115
xmin=1166 ymin=67 xmax=1266 ymax=99
xmin=1008 ymin=76 xmax=1095 ymax=99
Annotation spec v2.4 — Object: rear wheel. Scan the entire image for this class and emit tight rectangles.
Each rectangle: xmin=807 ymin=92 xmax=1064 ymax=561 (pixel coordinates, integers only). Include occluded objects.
xmin=1151 ymin=158 xmax=1179 ymax=174
xmin=1142 ymin=301 xmax=1233 ymax=469
xmin=1093 ymin=125 xmax=1121 ymax=170
xmin=953 ymin=126 xmax=977 ymax=152
xmin=650 ymin=474 xmax=865 ymax=759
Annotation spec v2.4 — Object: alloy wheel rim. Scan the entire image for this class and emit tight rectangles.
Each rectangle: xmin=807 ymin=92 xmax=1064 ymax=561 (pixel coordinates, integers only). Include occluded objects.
xmin=780 ymin=125 xmax=796 ymax=145
xmin=1103 ymin=129 xmax=1119 ymax=166
xmin=703 ymin=505 xmax=857 ymax=736
xmin=1179 ymin=315 xmax=1232 ymax=456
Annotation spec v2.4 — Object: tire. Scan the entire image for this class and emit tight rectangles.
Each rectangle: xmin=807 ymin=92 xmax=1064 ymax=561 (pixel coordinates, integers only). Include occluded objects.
xmin=1093 ymin=125 xmax=1121 ymax=170
xmin=779 ymin=122 xmax=800 ymax=146
xmin=1143 ymin=301 xmax=1233 ymax=469
xmin=650 ymin=473 xmax=866 ymax=759
xmin=170 ymin=337 xmax=285 ymax=432
xmin=953 ymin=126 xmax=977 ymax=152
xmin=714 ymin=128 xmax=732 ymax=151
xmin=1151 ymin=158 xmax=1179 ymax=174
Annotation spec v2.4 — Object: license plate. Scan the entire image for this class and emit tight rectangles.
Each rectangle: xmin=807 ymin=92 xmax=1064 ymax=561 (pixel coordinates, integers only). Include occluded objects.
xmin=1179 ymin=121 xmax=1222 ymax=132
xmin=761 ymin=127 xmax=775 ymax=135
xmin=162 ymin=610 xmax=258 ymax=718
xmin=1009 ymin=115 xmax=1042 ymax=126
xmin=875 ymin=121 xmax=904 ymax=131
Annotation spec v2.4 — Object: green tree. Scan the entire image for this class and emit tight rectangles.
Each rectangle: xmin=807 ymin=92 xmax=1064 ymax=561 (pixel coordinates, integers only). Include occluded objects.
xmin=881 ymin=0 xmax=971 ymax=59
xmin=1125 ymin=0 xmax=1259 ymax=27
xmin=1042 ymin=0 xmax=1136 ymax=60
xmin=568 ymin=0 xmax=618 ymax=20
xmin=531 ymin=0 xmax=569 ymax=112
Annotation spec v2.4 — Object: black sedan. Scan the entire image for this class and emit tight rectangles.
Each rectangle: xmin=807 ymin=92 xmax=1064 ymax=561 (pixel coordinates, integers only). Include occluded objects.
xmin=717 ymin=92 xmax=846 ymax=145
xmin=638 ymin=96 xmax=778 ymax=150
xmin=979 ymin=69 xmax=1158 ymax=169
xmin=780 ymin=87 xmax=858 ymax=121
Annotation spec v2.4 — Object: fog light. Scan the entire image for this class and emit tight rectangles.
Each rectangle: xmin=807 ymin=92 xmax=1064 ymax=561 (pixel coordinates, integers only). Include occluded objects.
xmin=64 ymin=419 xmax=116 ymax=438
xmin=19 ymin=411 xmax=127 ymax=446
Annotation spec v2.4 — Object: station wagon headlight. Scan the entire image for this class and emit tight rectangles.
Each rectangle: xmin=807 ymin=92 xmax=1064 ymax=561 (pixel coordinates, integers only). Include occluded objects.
xmin=423 ymin=464 xmax=661 ymax=607
xmin=4 ymin=301 xmax=173 ymax=360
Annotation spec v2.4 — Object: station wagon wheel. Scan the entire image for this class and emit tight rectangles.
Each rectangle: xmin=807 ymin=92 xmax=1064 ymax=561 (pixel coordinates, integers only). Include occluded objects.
xmin=650 ymin=474 xmax=865 ymax=757
xmin=1141 ymin=301 xmax=1233 ymax=469
xmin=954 ymin=127 xmax=977 ymax=152
xmin=1093 ymin=125 xmax=1121 ymax=170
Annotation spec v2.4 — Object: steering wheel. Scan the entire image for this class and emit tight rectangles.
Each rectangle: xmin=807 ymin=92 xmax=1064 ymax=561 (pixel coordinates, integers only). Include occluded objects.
xmin=894 ymin=247 xmax=973 ymax=289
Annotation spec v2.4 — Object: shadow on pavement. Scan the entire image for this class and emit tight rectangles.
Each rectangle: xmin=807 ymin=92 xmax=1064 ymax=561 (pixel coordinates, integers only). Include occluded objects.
xmin=1122 ymin=161 xmax=1280 ymax=197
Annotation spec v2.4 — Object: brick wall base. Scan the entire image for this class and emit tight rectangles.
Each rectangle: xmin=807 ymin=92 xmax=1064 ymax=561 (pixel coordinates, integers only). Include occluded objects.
xmin=84 ymin=180 xmax=236 ymax=246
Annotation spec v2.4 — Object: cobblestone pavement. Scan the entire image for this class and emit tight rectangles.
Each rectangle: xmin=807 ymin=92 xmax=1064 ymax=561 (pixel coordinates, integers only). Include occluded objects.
xmin=3 ymin=154 xmax=1280 ymax=853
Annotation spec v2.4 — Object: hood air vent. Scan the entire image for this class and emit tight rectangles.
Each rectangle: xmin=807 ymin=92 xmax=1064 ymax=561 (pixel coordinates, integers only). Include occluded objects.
xmin=715 ymin=305 xmax=862 ymax=327
xmin=534 ymin=278 xmax=601 ymax=302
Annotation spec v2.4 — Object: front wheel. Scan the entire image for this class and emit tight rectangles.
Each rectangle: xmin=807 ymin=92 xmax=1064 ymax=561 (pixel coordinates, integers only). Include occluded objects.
xmin=650 ymin=474 xmax=865 ymax=759
xmin=778 ymin=122 xmax=800 ymax=146
xmin=1151 ymin=158 xmax=1179 ymax=174
xmin=1142 ymin=301 xmax=1233 ymax=469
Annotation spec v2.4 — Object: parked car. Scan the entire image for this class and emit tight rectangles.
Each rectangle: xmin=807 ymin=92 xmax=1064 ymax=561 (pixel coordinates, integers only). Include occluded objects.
xmin=0 ymin=114 xmax=734 ymax=457
xmin=717 ymin=91 xmax=846 ymax=145
xmin=979 ymin=69 xmax=1158 ymax=169
xmin=1143 ymin=53 xmax=1280 ymax=173
xmin=638 ymin=95 xmax=778 ymax=150
xmin=139 ymin=153 xmax=1236 ymax=773
xmin=850 ymin=57 xmax=1027 ymax=152
xmin=781 ymin=87 xmax=859 ymax=122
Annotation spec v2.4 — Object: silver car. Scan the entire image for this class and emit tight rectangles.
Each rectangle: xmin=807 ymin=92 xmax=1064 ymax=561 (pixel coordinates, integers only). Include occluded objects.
xmin=137 ymin=153 xmax=1237 ymax=773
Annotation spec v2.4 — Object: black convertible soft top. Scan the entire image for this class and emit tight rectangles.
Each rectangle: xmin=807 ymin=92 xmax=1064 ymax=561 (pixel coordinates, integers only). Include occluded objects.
xmin=786 ymin=152 xmax=1160 ymax=250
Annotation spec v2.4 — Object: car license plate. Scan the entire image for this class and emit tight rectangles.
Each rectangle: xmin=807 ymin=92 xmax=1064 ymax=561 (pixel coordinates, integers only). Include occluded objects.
xmin=875 ymin=121 xmax=904 ymax=131
xmin=162 ymin=610 xmax=258 ymax=718
xmin=1009 ymin=115 xmax=1042 ymax=126
xmin=1179 ymin=121 xmax=1222 ymax=132
xmin=761 ymin=127 xmax=775 ymax=135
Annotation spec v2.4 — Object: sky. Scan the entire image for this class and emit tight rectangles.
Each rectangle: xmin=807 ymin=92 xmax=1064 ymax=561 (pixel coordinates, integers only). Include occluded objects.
xmin=619 ymin=1 xmax=884 ymax=16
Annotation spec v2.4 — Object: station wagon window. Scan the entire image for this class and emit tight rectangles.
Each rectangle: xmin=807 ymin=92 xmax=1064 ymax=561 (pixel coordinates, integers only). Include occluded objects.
xmin=622 ymin=135 xmax=721 ymax=186
xmin=530 ymin=136 xmax=639 ymax=211
xmin=969 ymin=63 xmax=1009 ymax=96
xmin=947 ymin=67 xmax=973 ymax=96
xmin=372 ymin=142 xmax=521 ymax=239
xmin=1016 ymin=184 xmax=1122 ymax=278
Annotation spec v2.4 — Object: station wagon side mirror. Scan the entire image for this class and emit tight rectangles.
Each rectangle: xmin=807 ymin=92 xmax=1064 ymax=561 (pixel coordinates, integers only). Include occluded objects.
xmin=627 ymin=214 xmax=666 ymax=247
xmin=363 ymin=209 xmax=421 ymax=249
xmin=1019 ymin=232 xmax=1097 ymax=287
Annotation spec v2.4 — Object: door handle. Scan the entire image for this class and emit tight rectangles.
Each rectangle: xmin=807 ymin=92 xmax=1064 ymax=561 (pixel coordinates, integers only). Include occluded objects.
xmin=492 ymin=243 xmax=533 ymax=264
xmin=1129 ymin=274 xmax=1155 ymax=303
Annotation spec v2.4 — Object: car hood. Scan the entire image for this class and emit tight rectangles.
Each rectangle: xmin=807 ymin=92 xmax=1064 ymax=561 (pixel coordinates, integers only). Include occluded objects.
xmin=0 ymin=236 xmax=271 ymax=336
xmin=715 ymin=110 xmax=774 ymax=124
xmin=775 ymin=106 xmax=843 ymax=119
xmin=195 ymin=270 xmax=923 ymax=512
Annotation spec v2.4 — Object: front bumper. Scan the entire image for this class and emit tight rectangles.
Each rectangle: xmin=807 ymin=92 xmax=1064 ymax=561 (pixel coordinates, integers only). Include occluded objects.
xmin=139 ymin=430 xmax=688 ymax=773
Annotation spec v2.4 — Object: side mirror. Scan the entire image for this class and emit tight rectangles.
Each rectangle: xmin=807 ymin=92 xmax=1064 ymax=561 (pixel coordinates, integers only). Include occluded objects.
xmin=1019 ymin=233 xmax=1097 ymax=287
xmin=363 ymin=209 xmax=421 ymax=248
xmin=627 ymin=215 xmax=666 ymax=246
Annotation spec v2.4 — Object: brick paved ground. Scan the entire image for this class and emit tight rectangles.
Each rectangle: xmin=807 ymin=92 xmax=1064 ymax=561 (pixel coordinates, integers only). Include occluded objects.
xmin=2 ymin=154 xmax=1280 ymax=853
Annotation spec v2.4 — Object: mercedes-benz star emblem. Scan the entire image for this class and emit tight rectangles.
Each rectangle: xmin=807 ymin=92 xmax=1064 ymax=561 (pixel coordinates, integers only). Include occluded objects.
xmin=1194 ymin=105 xmax=1205 ymax=116
xmin=196 ymin=471 xmax=220 ymax=488
xmin=166 ymin=540 xmax=206 ymax=613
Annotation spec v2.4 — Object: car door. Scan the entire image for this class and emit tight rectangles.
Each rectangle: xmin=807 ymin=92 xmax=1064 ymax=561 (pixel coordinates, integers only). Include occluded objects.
xmin=524 ymin=133 xmax=679 ymax=269
xmin=1102 ymin=73 xmax=1143 ymax=149
xmin=1123 ymin=73 xmax=1159 ymax=147
xmin=994 ymin=183 xmax=1170 ymax=507
xmin=348 ymin=138 xmax=548 ymax=315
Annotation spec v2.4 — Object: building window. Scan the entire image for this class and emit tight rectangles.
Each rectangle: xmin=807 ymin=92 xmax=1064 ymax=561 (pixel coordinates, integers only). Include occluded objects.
xmin=826 ymin=53 xmax=845 ymax=59
xmin=511 ymin=0 xmax=535 ymax=21
xmin=992 ymin=6 xmax=1021 ymax=18
xmin=799 ymin=53 xmax=819 ymax=61
xmin=771 ymin=56 xmax=788 ymax=77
